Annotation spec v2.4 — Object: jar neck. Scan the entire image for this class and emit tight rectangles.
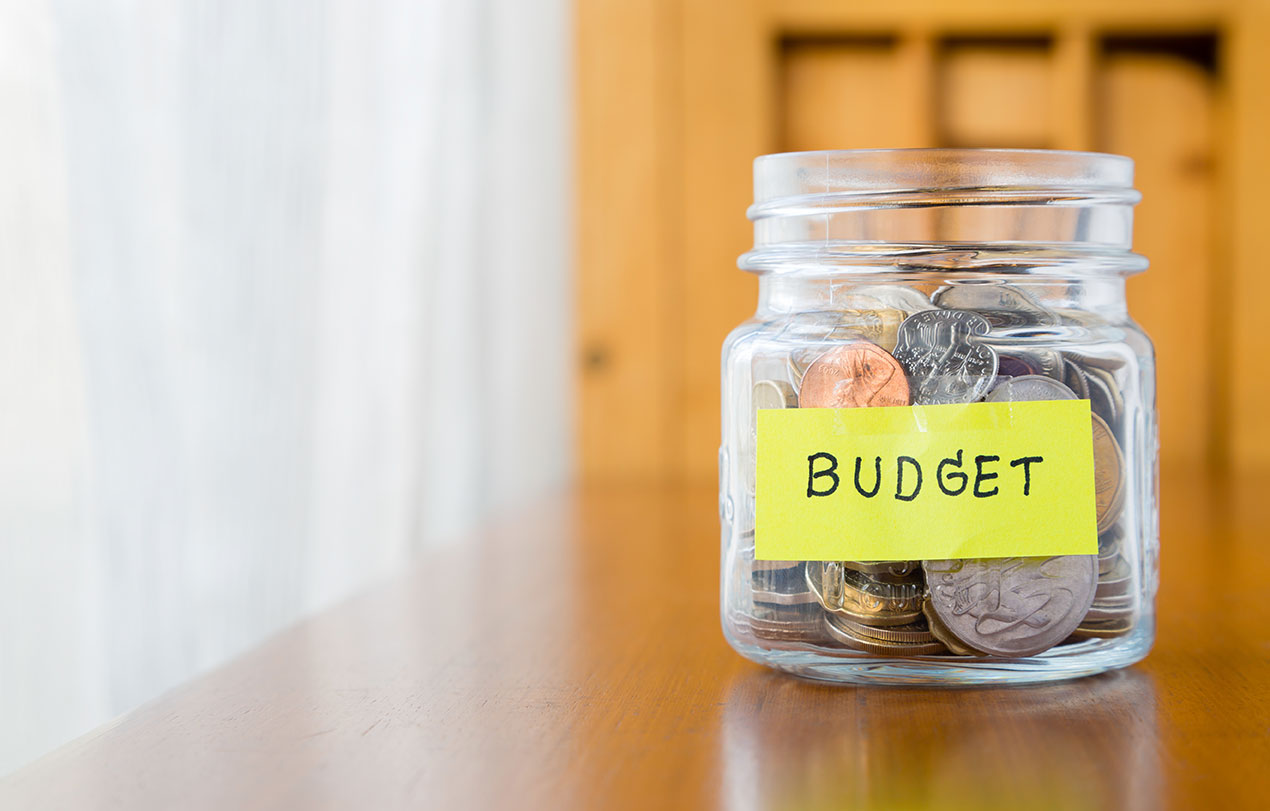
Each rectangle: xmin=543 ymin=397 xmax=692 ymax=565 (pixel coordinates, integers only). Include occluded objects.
xmin=756 ymin=269 xmax=1129 ymax=318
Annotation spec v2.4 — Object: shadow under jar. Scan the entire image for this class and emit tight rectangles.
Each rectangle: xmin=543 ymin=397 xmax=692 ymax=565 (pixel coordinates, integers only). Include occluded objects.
xmin=719 ymin=149 xmax=1158 ymax=685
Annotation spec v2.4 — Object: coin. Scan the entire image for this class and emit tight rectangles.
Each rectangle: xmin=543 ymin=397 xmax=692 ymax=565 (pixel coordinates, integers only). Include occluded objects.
xmin=805 ymin=562 xmax=924 ymax=626
xmin=752 ymin=563 xmax=818 ymax=606
xmin=1082 ymin=599 xmax=1135 ymax=622
xmin=825 ymin=613 xmax=938 ymax=644
xmin=986 ymin=375 xmax=1079 ymax=403
xmin=1094 ymin=556 xmax=1133 ymax=600
xmin=891 ymin=310 xmax=998 ymax=404
xmin=932 ymin=282 xmax=1059 ymax=329
xmin=1092 ymin=412 xmax=1126 ymax=532
xmin=821 ymin=614 xmax=947 ymax=655
xmin=744 ymin=603 xmax=831 ymax=643
xmin=826 ymin=308 xmax=906 ymax=352
xmin=753 ymin=378 xmax=797 ymax=411
xmin=841 ymin=560 xmax=922 ymax=581
xmin=1084 ymin=365 xmax=1124 ymax=425
xmin=1071 ymin=617 xmax=1134 ymax=639
xmin=1063 ymin=357 xmax=1090 ymax=400
xmin=923 ymin=556 xmax=1098 ymax=657
xmin=922 ymin=599 xmax=985 ymax=656
xmin=996 ymin=353 xmax=1043 ymax=378
xmin=846 ymin=284 xmax=937 ymax=314
xmin=798 ymin=342 xmax=910 ymax=408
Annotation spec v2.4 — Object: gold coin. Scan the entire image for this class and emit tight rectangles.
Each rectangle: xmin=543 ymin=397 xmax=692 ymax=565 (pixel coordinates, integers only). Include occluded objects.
xmin=805 ymin=562 xmax=923 ymax=626
xmin=822 ymin=615 xmax=947 ymax=655
xmin=1092 ymin=412 xmax=1126 ymax=533
xmin=841 ymin=560 xmax=921 ymax=580
xmin=825 ymin=613 xmax=937 ymax=645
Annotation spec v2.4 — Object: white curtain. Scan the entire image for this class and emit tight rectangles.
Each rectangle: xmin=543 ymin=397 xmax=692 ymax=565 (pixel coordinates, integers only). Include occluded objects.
xmin=0 ymin=0 xmax=571 ymax=774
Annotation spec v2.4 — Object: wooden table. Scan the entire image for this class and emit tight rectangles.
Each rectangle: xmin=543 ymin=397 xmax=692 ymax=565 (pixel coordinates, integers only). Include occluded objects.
xmin=3 ymin=470 xmax=1266 ymax=809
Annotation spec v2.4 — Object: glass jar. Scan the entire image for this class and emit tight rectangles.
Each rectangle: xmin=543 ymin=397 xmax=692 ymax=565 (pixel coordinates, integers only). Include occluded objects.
xmin=719 ymin=149 xmax=1158 ymax=685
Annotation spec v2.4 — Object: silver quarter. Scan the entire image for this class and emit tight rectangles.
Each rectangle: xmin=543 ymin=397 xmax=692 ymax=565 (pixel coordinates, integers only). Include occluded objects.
xmin=923 ymin=556 xmax=1098 ymax=657
xmin=892 ymin=310 xmax=998 ymax=404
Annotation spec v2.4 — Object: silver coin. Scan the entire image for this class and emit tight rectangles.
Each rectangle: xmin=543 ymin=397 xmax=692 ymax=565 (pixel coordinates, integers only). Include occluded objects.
xmin=923 ymin=556 xmax=1099 ymax=657
xmin=1063 ymin=358 xmax=1090 ymax=400
xmin=753 ymin=378 xmax=797 ymax=411
xmin=846 ymin=284 xmax=936 ymax=314
xmin=1083 ymin=366 xmax=1124 ymax=425
xmin=892 ymin=310 xmax=998 ymax=404
xmin=933 ymin=282 xmax=1059 ymax=329
xmin=986 ymin=375 xmax=1079 ymax=403
xmin=752 ymin=588 xmax=819 ymax=606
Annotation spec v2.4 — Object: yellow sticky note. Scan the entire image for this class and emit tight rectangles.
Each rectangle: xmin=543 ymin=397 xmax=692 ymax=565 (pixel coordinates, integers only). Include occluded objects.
xmin=755 ymin=400 xmax=1098 ymax=561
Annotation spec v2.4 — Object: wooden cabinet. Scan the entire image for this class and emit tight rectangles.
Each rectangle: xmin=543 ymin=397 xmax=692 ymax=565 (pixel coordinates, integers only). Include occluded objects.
xmin=578 ymin=0 xmax=1270 ymax=480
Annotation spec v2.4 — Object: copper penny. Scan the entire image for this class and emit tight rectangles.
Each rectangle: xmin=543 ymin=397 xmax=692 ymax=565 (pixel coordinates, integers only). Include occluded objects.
xmin=798 ymin=342 xmax=910 ymax=409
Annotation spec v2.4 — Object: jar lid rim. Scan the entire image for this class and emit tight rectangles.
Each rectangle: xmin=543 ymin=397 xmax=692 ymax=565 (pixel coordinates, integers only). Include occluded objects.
xmin=753 ymin=149 xmax=1136 ymax=207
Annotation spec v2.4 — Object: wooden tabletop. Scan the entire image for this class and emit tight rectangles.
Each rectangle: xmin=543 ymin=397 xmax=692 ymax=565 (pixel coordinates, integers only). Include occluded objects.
xmin=3 ymin=469 xmax=1266 ymax=809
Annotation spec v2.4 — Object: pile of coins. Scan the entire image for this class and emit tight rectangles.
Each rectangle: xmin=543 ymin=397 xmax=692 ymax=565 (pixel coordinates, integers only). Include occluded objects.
xmin=737 ymin=281 xmax=1137 ymax=658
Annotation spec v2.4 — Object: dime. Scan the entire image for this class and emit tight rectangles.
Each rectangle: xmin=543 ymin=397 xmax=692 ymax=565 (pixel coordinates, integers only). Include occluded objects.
xmin=798 ymin=342 xmax=910 ymax=408
xmin=986 ymin=375 xmax=1079 ymax=403
xmin=846 ymin=284 xmax=937 ymax=314
xmin=923 ymin=556 xmax=1098 ymax=657
xmin=753 ymin=378 xmax=797 ymax=411
xmin=891 ymin=310 xmax=998 ymax=404
xmin=932 ymin=282 xmax=1059 ymax=329
xmin=821 ymin=615 xmax=947 ymax=655
xmin=1092 ymin=412 xmax=1126 ymax=532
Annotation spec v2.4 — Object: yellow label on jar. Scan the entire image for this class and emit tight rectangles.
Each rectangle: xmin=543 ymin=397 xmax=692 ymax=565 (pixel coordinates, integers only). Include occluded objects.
xmin=755 ymin=400 xmax=1098 ymax=561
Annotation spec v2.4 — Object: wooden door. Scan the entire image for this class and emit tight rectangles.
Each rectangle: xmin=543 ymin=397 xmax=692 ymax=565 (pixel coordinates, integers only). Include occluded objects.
xmin=578 ymin=0 xmax=1270 ymax=481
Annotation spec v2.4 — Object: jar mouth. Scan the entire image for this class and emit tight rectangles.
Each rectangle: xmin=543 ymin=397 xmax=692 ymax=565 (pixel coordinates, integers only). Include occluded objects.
xmin=751 ymin=148 xmax=1139 ymax=216
xmin=745 ymin=149 xmax=1143 ymax=270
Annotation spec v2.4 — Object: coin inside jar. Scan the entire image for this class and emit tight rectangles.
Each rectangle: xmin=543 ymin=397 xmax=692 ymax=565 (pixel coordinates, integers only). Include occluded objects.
xmin=923 ymin=556 xmax=1098 ymax=657
xmin=1092 ymin=412 xmax=1126 ymax=532
xmin=798 ymin=342 xmax=910 ymax=409
xmin=891 ymin=310 xmax=998 ymax=404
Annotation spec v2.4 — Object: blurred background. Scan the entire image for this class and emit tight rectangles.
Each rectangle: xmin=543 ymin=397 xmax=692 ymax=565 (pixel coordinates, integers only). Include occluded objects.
xmin=4 ymin=0 xmax=1267 ymax=776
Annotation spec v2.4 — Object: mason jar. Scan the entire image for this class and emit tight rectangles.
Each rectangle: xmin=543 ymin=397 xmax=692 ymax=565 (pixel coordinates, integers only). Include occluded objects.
xmin=719 ymin=149 xmax=1158 ymax=685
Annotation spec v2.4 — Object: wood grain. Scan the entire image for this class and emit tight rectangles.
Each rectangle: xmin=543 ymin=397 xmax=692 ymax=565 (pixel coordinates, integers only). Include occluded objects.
xmin=576 ymin=0 xmax=680 ymax=478
xmin=2 ymin=468 xmax=1265 ymax=809
xmin=580 ymin=0 xmax=1267 ymax=479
